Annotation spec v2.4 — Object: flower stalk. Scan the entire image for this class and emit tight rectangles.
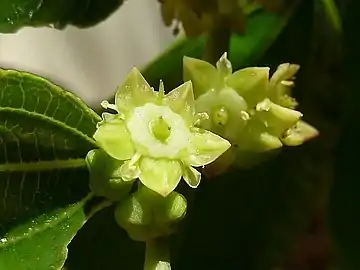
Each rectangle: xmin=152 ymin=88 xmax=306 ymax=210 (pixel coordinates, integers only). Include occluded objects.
xmin=144 ymin=237 xmax=171 ymax=270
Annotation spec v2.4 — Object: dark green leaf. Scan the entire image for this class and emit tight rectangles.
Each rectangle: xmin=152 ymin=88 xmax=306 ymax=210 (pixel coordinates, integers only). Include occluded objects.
xmin=0 ymin=0 xmax=124 ymax=33
xmin=0 ymin=195 xmax=91 ymax=270
xmin=0 ymin=69 xmax=100 ymax=269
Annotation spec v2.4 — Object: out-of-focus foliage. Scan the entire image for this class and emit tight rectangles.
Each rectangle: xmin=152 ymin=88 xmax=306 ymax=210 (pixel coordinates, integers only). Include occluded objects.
xmin=0 ymin=0 xmax=124 ymax=33
xmin=157 ymin=0 xmax=293 ymax=37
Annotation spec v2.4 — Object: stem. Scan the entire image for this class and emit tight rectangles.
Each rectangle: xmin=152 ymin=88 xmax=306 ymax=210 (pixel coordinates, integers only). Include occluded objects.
xmin=144 ymin=237 xmax=171 ymax=270
xmin=203 ymin=16 xmax=231 ymax=64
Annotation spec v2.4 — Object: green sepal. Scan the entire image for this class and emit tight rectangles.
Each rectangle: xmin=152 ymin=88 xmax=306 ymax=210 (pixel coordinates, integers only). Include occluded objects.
xmin=86 ymin=149 xmax=134 ymax=201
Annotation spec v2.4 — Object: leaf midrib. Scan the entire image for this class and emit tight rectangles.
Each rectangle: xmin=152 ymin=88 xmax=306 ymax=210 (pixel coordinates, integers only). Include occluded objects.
xmin=0 ymin=107 xmax=97 ymax=147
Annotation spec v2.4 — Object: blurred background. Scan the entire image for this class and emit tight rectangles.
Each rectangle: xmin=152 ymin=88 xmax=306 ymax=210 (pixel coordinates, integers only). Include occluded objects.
xmin=0 ymin=0 xmax=174 ymax=106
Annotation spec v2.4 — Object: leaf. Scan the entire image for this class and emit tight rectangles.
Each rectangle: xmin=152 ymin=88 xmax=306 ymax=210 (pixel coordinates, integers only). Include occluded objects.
xmin=0 ymin=0 xmax=124 ymax=33
xmin=0 ymin=69 xmax=100 ymax=269
xmin=0 ymin=195 xmax=91 ymax=270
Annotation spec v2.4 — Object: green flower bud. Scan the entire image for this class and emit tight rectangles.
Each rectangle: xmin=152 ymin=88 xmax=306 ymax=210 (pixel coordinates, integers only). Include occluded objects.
xmin=86 ymin=149 xmax=134 ymax=201
xmin=114 ymin=186 xmax=187 ymax=242
xmin=184 ymin=53 xmax=319 ymax=175
xmin=93 ymin=68 xmax=230 ymax=196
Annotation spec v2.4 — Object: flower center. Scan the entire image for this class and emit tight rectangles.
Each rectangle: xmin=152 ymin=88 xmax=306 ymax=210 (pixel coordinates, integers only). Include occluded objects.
xmin=149 ymin=116 xmax=171 ymax=142
xmin=212 ymin=106 xmax=228 ymax=126
xmin=126 ymin=103 xmax=191 ymax=158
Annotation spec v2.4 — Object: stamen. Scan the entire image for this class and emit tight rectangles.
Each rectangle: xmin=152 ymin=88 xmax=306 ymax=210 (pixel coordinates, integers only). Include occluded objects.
xmin=101 ymin=100 xmax=119 ymax=112
xmin=193 ymin=112 xmax=209 ymax=126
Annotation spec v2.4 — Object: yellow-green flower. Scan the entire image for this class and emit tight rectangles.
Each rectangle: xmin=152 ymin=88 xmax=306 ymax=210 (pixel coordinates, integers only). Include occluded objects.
xmin=93 ymin=68 xmax=230 ymax=196
xmin=183 ymin=53 xmax=318 ymax=174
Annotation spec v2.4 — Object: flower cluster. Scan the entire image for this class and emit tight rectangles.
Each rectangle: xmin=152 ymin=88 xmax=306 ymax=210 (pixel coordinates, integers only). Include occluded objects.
xmin=183 ymin=53 xmax=318 ymax=174
xmin=87 ymin=55 xmax=318 ymax=243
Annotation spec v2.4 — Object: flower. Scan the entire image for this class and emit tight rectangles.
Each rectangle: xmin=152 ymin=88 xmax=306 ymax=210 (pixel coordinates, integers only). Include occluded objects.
xmin=93 ymin=68 xmax=231 ymax=196
xmin=183 ymin=53 xmax=318 ymax=174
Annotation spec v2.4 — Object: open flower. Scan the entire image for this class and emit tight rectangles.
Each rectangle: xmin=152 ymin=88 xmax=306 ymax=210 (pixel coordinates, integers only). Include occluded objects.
xmin=93 ymin=68 xmax=230 ymax=196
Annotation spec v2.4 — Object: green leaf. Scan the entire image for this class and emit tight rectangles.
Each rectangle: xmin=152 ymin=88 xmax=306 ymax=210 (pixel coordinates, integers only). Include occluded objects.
xmin=0 ymin=195 xmax=91 ymax=270
xmin=0 ymin=69 xmax=100 ymax=269
xmin=0 ymin=0 xmax=124 ymax=33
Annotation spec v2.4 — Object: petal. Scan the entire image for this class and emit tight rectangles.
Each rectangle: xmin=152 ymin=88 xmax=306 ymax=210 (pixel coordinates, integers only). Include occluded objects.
xmin=183 ymin=56 xmax=222 ymax=97
xmin=163 ymin=81 xmax=195 ymax=126
xmin=226 ymin=67 xmax=269 ymax=107
xmin=185 ymin=129 xmax=231 ymax=167
xmin=115 ymin=68 xmax=157 ymax=116
xmin=93 ymin=116 xmax=135 ymax=160
xmin=281 ymin=120 xmax=319 ymax=146
xmin=269 ymin=64 xmax=300 ymax=106
xmin=258 ymin=132 xmax=283 ymax=151
xmin=139 ymin=157 xmax=182 ymax=197
xmin=256 ymin=99 xmax=303 ymax=137
xmin=216 ymin=52 xmax=233 ymax=77
xmin=183 ymin=165 xmax=201 ymax=188
xmin=269 ymin=63 xmax=300 ymax=88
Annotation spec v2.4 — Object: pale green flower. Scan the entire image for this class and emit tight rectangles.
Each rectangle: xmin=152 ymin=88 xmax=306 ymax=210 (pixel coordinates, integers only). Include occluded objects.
xmin=183 ymin=53 xmax=319 ymax=174
xmin=93 ymin=68 xmax=231 ymax=196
